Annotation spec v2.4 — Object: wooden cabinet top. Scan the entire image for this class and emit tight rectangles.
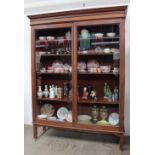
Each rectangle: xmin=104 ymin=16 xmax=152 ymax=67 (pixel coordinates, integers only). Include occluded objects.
xmin=28 ymin=6 xmax=127 ymax=26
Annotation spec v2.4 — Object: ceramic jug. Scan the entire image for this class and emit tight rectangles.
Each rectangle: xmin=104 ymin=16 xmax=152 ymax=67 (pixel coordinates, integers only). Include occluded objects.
xmin=37 ymin=86 xmax=43 ymax=98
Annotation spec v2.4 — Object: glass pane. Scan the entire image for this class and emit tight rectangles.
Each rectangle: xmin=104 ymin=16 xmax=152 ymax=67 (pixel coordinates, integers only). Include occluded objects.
xmin=35 ymin=27 xmax=72 ymax=123
xmin=77 ymin=24 xmax=120 ymax=127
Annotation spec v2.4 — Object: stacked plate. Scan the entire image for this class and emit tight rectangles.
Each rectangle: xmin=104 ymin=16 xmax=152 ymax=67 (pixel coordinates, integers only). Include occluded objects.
xmin=78 ymin=115 xmax=92 ymax=124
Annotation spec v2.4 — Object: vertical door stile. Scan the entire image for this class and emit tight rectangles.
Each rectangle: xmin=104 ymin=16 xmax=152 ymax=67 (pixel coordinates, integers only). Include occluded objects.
xmin=119 ymin=19 xmax=125 ymax=131
xmin=31 ymin=27 xmax=37 ymax=124
xmin=73 ymin=23 xmax=78 ymax=126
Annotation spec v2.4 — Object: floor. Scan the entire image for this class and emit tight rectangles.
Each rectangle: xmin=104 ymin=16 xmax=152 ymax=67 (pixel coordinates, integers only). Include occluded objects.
xmin=24 ymin=125 xmax=130 ymax=155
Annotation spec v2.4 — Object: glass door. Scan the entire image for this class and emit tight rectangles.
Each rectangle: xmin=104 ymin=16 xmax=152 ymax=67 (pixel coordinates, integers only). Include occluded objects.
xmin=75 ymin=21 xmax=120 ymax=128
xmin=34 ymin=25 xmax=73 ymax=124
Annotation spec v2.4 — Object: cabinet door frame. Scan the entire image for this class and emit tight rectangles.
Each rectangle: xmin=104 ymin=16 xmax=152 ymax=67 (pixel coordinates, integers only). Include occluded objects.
xmin=31 ymin=23 xmax=75 ymax=126
xmin=73 ymin=18 xmax=125 ymax=131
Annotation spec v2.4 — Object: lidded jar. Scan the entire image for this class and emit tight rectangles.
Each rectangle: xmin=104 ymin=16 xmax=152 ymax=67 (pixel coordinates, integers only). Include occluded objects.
xmin=99 ymin=106 xmax=108 ymax=120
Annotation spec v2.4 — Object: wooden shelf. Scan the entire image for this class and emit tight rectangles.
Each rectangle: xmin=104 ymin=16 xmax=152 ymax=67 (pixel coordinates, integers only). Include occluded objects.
xmin=78 ymin=52 xmax=113 ymax=56
xmin=78 ymin=36 xmax=119 ymax=40
xmin=91 ymin=41 xmax=119 ymax=45
xmin=36 ymin=39 xmax=72 ymax=43
xmin=37 ymin=97 xmax=71 ymax=102
xmin=37 ymin=53 xmax=71 ymax=57
xmin=37 ymin=72 xmax=71 ymax=75
xmin=78 ymin=98 xmax=118 ymax=105
xmin=77 ymin=122 xmax=119 ymax=127
xmin=78 ymin=72 xmax=114 ymax=75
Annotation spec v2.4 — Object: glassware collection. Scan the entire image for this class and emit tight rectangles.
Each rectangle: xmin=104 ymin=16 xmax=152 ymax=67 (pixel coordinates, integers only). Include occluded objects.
xmin=36 ymin=31 xmax=72 ymax=55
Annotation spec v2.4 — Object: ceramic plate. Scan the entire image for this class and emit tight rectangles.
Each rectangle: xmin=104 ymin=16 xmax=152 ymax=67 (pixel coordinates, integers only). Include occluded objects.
xmin=57 ymin=107 xmax=69 ymax=120
xmin=108 ymin=112 xmax=119 ymax=126
xmin=40 ymin=104 xmax=55 ymax=116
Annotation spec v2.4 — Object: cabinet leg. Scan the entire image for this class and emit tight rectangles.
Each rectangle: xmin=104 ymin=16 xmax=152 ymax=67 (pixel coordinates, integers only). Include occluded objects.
xmin=33 ymin=125 xmax=37 ymax=139
xmin=119 ymin=134 xmax=124 ymax=150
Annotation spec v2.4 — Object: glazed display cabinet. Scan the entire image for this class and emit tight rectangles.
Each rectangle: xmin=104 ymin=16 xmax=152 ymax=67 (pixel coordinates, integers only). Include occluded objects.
xmin=28 ymin=6 xmax=127 ymax=149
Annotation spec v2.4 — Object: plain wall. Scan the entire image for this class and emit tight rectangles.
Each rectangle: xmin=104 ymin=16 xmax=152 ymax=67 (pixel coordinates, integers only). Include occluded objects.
xmin=24 ymin=4 xmax=130 ymax=135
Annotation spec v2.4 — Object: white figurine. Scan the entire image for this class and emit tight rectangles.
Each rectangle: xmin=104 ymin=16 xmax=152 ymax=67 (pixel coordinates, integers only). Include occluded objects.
xmin=43 ymin=85 xmax=49 ymax=98
xmin=49 ymin=84 xmax=55 ymax=98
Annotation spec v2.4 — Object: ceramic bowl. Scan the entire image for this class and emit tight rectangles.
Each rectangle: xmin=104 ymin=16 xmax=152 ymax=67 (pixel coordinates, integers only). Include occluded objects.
xmin=95 ymin=33 xmax=104 ymax=39
xmin=39 ymin=36 xmax=46 ymax=41
xmin=47 ymin=36 xmax=55 ymax=41
xmin=78 ymin=115 xmax=92 ymax=123
xmin=110 ymin=48 xmax=119 ymax=53
xmin=112 ymin=70 xmax=119 ymax=74
xmin=39 ymin=52 xmax=46 ymax=55
xmin=103 ymin=48 xmax=111 ymax=53
xmin=88 ymin=68 xmax=98 ymax=73
xmin=54 ymin=68 xmax=64 ymax=73
xmin=37 ymin=114 xmax=48 ymax=120
xmin=106 ymin=32 xmax=116 ymax=37
xmin=48 ymin=67 xmax=53 ymax=70
xmin=95 ymin=46 xmax=102 ymax=53
xmin=78 ymin=69 xmax=86 ymax=73
xmin=57 ymin=36 xmax=64 ymax=43
xmin=40 ymin=69 xmax=46 ymax=73
xmin=100 ymin=65 xmax=111 ymax=73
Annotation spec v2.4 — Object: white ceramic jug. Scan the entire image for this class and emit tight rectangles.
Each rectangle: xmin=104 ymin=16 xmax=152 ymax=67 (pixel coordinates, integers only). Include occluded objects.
xmin=37 ymin=86 xmax=43 ymax=98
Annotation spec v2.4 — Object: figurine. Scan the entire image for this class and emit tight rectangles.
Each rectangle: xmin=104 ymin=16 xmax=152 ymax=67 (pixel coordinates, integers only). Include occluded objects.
xmin=87 ymin=85 xmax=93 ymax=97
xmin=43 ymin=85 xmax=49 ymax=98
xmin=49 ymin=84 xmax=55 ymax=98
xmin=90 ymin=89 xmax=97 ymax=101
xmin=69 ymin=89 xmax=72 ymax=100
xmin=64 ymin=82 xmax=69 ymax=97
xmin=54 ymin=85 xmax=58 ymax=98
xmin=113 ymin=87 xmax=119 ymax=102
xmin=37 ymin=86 xmax=43 ymax=98
xmin=82 ymin=87 xmax=88 ymax=99
xmin=103 ymin=83 xmax=112 ymax=100
xmin=57 ymin=87 xmax=63 ymax=99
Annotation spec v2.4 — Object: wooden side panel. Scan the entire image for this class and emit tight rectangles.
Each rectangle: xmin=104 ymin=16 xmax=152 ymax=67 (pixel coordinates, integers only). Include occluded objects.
xmin=31 ymin=27 xmax=37 ymax=123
